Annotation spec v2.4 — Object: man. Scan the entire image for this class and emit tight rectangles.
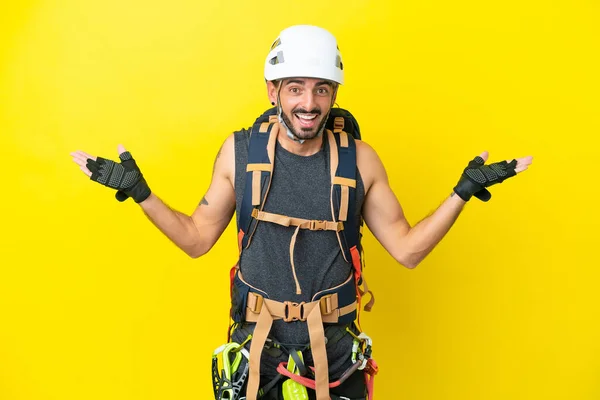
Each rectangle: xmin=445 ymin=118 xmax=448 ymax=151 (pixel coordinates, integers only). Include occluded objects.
xmin=70 ymin=25 xmax=533 ymax=400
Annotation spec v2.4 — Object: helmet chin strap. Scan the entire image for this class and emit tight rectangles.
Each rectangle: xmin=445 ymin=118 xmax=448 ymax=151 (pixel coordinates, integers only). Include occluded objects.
xmin=275 ymin=85 xmax=337 ymax=145
xmin=277 ymin=105 xmax=306 ymax=144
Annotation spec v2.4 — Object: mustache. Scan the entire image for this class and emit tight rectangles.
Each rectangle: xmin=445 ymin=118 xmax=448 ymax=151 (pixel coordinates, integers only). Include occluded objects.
xmin=292 ymin=108 xmax=321 ymax=115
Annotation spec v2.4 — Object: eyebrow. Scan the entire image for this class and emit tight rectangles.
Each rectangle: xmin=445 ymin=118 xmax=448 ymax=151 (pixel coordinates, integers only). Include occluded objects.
xmin=284 ymin=79 xmax=333 ymax=87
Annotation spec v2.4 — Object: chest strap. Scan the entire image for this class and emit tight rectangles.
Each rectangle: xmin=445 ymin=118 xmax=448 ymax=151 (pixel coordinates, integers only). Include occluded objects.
xmin=244 ymin=292 xmax=357 ymax=400
xmin=251 ymin=208 xmax=344 ymax=295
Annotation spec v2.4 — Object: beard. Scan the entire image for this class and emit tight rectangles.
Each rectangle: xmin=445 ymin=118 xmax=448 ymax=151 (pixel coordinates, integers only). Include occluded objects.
xmin=280 ymin=107 xmax=329 ymax=141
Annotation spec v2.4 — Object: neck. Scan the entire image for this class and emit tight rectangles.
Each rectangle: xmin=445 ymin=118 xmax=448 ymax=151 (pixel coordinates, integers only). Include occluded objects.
xmin=276 ymin=123 xmax=324 ymax=156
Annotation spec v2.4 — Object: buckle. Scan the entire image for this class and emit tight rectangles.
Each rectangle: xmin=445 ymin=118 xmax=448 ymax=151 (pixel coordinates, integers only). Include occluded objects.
xmin=283 ymin=301 xmax=306 ymax=322
xmin=251 ymin=208 xmax=259 ymax=218
xmin=309 ymin=220 xmax=327 ymax=231
xmin=334 ymin=117 xmax=345 ymax=132
xmin=248 ymin=293 xmax=264 ymax=314
xmin=319 ymin=295 xmax=334 ymax=315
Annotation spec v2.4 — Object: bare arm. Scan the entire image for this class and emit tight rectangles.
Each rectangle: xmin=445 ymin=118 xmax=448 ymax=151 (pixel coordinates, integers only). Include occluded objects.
xmin=360 ymin=143 xmax=532 ymax=269
xmin=359 ymin=141 xmax=465 ymax=269
xmin=139 ymin=134 xmax=236 ymax=258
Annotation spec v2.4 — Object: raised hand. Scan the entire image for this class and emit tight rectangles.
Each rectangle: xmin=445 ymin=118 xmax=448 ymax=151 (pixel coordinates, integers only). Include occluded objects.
xmin=453 ymin=151 xmax=533 ymax=202
xmin=70 ymin=145 xmax=151 ymax=203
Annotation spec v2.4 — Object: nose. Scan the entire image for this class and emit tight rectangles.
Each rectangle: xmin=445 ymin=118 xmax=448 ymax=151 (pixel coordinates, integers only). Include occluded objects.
xmin=299 ymin=91 xmax=317 ymax=111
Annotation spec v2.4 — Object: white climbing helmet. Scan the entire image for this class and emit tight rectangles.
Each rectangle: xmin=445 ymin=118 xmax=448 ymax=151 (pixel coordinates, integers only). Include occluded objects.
xmin=264 ymin=25 xmax=344 ymax=85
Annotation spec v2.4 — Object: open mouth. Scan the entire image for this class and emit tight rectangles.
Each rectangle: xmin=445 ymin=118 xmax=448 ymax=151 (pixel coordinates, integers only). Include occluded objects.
xmin=295 ymin=113 xmax=319 ymax=128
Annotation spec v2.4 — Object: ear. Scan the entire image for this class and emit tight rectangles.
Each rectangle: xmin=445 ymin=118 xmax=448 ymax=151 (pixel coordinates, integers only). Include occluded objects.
xmin=266 ymin=80 xmax=279 ymax=106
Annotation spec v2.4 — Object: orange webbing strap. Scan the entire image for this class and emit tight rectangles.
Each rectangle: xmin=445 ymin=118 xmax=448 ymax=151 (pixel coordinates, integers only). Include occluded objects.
xmin=358 ymin=276 xmax=375 ymax=312
xmin=245 ymin=293 xmax=357 ymax=324
xmin=339 ymin=185 xmax=349 ymax=221
xmin=332 ymin=176 xmax=356 ymax=188
xmin=244 ymin=293 xmax=357 ymax=400
xmin=289 ymin=226 xmax=302 ymax=294
xmin=339 ymin=130 xmax=349 ymax=148
xmin=246 ymin=301 xmax=274 ymax=400
xmin=306 ymin=305 xmax=328 ymax=400
xmin=251 ymin=209 xmax=344 ymax=232
xmin=251 ymin=171 xmax=261 ymax=205
xmin=246 ymin=163 xmax=271 ymax=171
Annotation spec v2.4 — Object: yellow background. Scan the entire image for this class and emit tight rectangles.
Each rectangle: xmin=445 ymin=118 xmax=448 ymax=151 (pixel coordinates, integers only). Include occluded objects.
xmin=1 ymin=0 xmax=598 ymax=399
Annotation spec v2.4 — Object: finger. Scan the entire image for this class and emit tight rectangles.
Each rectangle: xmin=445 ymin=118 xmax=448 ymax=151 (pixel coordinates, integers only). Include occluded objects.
xmin=506 ymin=156 xmax=533 ymax=165
xmin=70 ymin=155 xmax=87 ymax=167
xmin=71 ymin=153 xmax=92 ymax=165
xmin=71 ymin=150 xmax=96 ymax=161
xmin=79 ymin=165 xmax=92 ymax=177
xmin=519 ymin=155 xmax=533 ymax=165
xmin=515 ymin=158 xmax=532 ymax=173
xmin=479 ymin=151 xmax=489 ymax=163
xmin=505 ymin=156 xmax=533 ymax=174
xmin=117 ymin=144 xmax=127 ymax=155
xmin=69 ymin=151 xmax=86 ymax=162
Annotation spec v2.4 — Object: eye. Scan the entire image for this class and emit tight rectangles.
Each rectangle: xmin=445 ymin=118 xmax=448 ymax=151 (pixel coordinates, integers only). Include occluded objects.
xmin=317 ymin=87 xmax=329 ymax=95
xmin=289 ymin=87 xmax=300 ymax=94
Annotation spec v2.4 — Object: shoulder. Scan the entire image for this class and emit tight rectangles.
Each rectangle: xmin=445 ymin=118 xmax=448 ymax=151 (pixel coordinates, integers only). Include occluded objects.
xmin=222 ymin=132 xmax=236 ymax=156
xmin=355 ymin=139 xmax=378 ymax=162
xmin=355 ymin=139 xmax=387 ymax=194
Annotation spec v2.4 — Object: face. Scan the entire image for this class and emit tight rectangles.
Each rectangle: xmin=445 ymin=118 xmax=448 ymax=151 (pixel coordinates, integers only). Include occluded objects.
xmin=268 ymin=78 xmax=337 ymax=141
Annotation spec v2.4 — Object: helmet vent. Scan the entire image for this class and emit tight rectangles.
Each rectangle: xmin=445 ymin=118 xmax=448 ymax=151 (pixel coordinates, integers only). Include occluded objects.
xmin=336 ymin=55 xmax=344 ymax=71
xmin=269 ymin=51 xmax=285 ymax=65
xmin=270 ymin=38 xmax=281 ymax=50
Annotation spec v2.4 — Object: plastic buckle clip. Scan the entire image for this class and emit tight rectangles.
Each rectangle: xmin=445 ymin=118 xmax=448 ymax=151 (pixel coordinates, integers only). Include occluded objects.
xmin=309 ymin=220 xmax=327 ymax=231
xmin=283 ymin=301 xmax=306 ymax=322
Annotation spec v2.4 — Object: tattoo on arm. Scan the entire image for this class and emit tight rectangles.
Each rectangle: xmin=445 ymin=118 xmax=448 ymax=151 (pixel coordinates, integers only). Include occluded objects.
xmin=200 ymin=196 xmax=209 ymax=206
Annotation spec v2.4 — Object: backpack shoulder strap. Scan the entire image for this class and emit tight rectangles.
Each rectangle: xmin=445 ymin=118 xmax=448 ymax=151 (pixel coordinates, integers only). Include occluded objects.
xmin=326 ymin=124 xmax=375 ymax=313
xmin=237 ymin=115 xmax=279 ymax=251
xmin=326 ymin=128 xmax=360 ymax=268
